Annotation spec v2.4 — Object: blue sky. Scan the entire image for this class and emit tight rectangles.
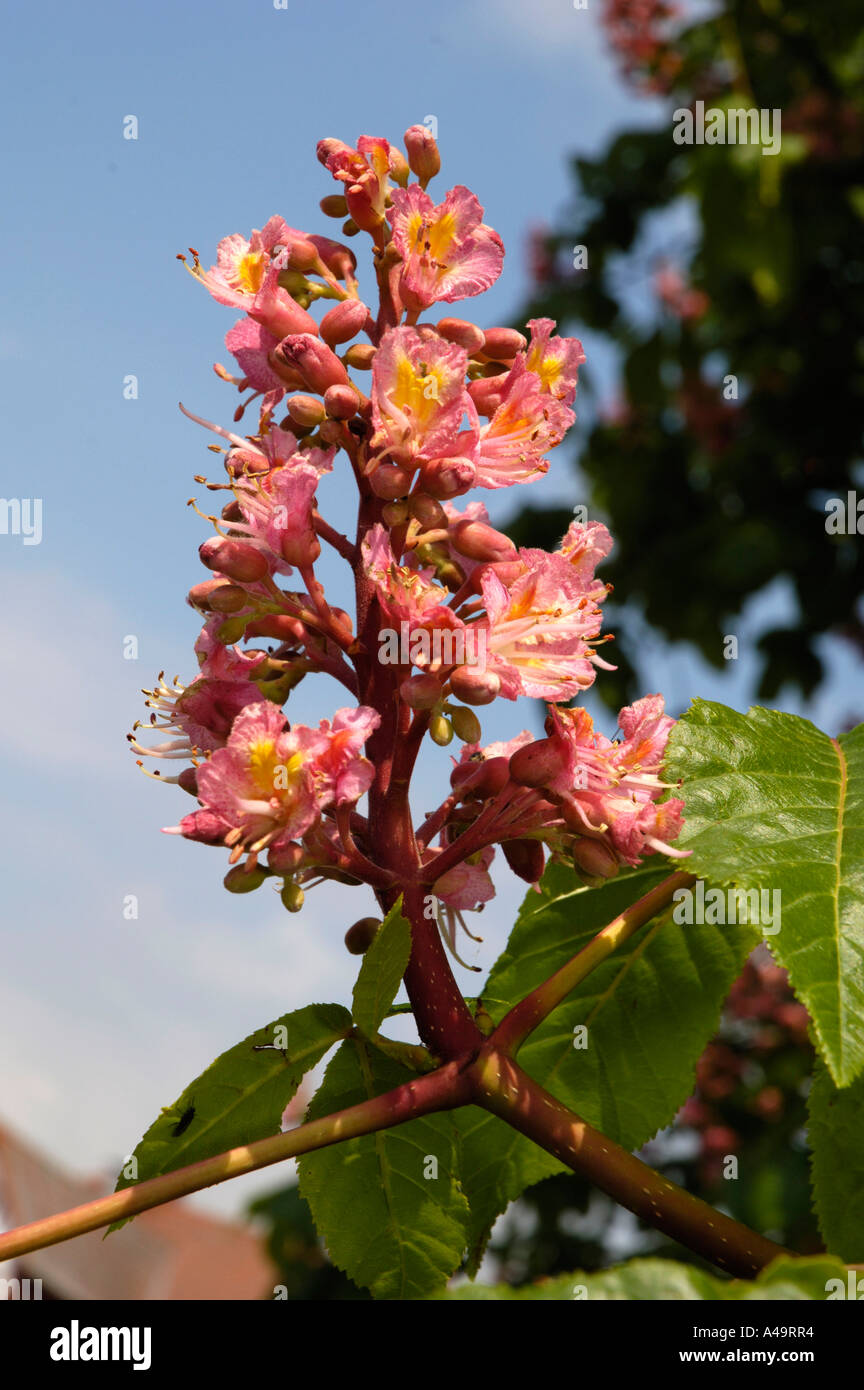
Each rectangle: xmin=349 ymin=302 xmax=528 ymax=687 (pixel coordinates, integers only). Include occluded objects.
xmin=1 ymin=0 xmax=858 ymax=1239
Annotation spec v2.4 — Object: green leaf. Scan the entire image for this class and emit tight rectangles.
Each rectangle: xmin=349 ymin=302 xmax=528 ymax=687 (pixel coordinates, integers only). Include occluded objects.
xmin=808 ymin=1061 xmax=864 ymax=1262
xmin=110 ymin=1002 xmax=351 ymax=1227
xmin=297 ymin=1038 xmax=470 ymax=1299
xmin=351 ymin=897 xmax=411 ymax=1037
xmin=666 ymin=701 xmax=864 ymax=1086
xmin=435 ymin=1254 xmax=851 ymax=1301
xmin=457 ymin=862 xmax=756 ymax=1270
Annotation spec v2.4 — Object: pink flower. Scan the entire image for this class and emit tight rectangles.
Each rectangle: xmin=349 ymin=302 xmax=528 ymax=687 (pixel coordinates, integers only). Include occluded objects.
xmin=524 ymin=318 xmax=586 ymax=406
xmin=370 ymin=327 xmax=470 ymax=464
xmin=318 ymin=136 xmax=399 ymax=224
xmin=129 ymin=618 xmax=266 ymax=766
xmin=473 ymin=359 xmax=575 ymax=488
xmin=388 ymin=185 xmax=504 ymax=310
xmin=362 ymin=525 xmax=467 ymax=667
xmin=225 ymin=318 xmax=286 ymax=396
xmin=229 ymin=444 xmax=335 ymax=573
xmin=188 ymin=217 xmax=319 ymax=340
xmin=481 ymin=548 xmax=613 ymax=700
xmin=546 ymin=695 xmax=687 ymax=867
xmin=558 ymin=519 xmax=614 ymax=585
xmin=173 ymin=700 xmax=380 ymax=857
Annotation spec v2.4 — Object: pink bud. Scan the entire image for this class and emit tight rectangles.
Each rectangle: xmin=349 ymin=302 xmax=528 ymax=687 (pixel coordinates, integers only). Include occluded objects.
xmin=370 ymin=462 xmax=414 ymax=499
xmin=279 ymin=236 xmax=320 ymax=273
xmin=287 ymin=394 xmax=327 ymax=429
xmin=419 ymin=456 xmax=477 ymax=498
xmin=320 ymin=299 xmax=370 ymax=348
xmin=323 ymin=383 xmax=361 ymax=420
xmin=389 ymin=147 xmax=410 ymax=187
xmin=208 ymin=583 xmax=251 ymax=614
xmin=345 ymin=176 xmax=384 ymax=233
xmin=178 ymin=810 xmax=227 ymax=845
xmin=404 ymin=124 xmax=441 ymax=185
xmin=267 ymin=841 xmax=306 ymax=874
xmin=253 ymin=296 xmax=319 ymax=341
xmin=448 ymin=665 xmax=501 ymax=706
xmin=436 ymin=317 xmax=486 ymax=354
xmin=480 ymin=326 xmax=526 ymax=361
xmin=450 ymin=755 xmax=510 ymax=799
xmin=400 ymin=673 xmax=442 ymax=709
xmin=177 ymin=766 xmax=199 ymax=797
xmin=409 ymin=494 xmax=447 ymax=527
xmin=199 ymin=537 xmax=270 ymax=584
xmin=186 ymin=578 xmax=228 ymax=611
xmin=467 ymin=377 xmax=505 ymax=417
xmin=308 ymin=234 xmax=357 ymax=281
xmin=502 ymin=838 xmax=546 ymax=885
xmin=317 ymin=138 xmax=351 ymax=166
xmin=281 ymin=528 xmax=321 ymax=568
xmin=245 ymin=615 xmax=306 ymax=642
xmin=508 ymin=737 xmax=562 ymax=788
xmin=275 ymin=333 xmax=350 ymax=394
xmin=451 ymin=520 xmax=516 ymax=564
xmin=572 ymin=837 xmax=619 ymax=880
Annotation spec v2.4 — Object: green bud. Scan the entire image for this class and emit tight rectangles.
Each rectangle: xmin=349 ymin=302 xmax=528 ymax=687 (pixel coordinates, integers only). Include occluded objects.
xmin=224 ymin=864 xmax=268 ymax=893
xmin=281 ymin=882 xmax=305 ymax=913
xmin=429 ymin=713 xmax=454 ymax=746
xmin=448 ymin=705 xmax=482 ymax=744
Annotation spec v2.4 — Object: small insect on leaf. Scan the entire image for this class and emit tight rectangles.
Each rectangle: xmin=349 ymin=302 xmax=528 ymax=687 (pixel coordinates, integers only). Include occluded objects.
xmin=171 ymin=1105 xmax=196 ymax=1138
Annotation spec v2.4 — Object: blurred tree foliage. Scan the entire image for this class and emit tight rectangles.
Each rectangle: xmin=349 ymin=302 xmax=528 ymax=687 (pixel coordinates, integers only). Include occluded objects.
xmin=510 ymin=0 xmax=864 ymax=710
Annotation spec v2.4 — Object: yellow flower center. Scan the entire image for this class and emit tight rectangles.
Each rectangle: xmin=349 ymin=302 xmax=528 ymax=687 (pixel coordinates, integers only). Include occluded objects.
xmin=235 ymin=250 xmax=267 ymax=295
xmin=406 ymin=210 xmax=456 ymax=266
xmin=392 ymin=350 xmax=449 ymax=425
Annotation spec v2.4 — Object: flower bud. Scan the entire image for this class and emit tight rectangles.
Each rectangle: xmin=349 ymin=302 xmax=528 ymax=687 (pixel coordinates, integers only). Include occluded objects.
xmin=281 ymin=528 xmax=321 ymax=568
xmin=342 ymin=219 xmax=360 ymax=237
xmin=389 ymin=146 xmax=410 ymax=186
xmin=451 ymin=520 xmax=516 ymax=564
xmin=502 ymin=838 xmax=546 ymax=885
xmin=470 ymin=755 xmax=511 ymax=798
xmin=199 ymin=536 xmax=270 ymax=584
xmin=449 ymin=665 xmax=500 ymax=706
xmin=275 ymin=333 xmax=350 ymax=395
xmin=320 ymin=298 xmax=369 ymax=348
xmin=343 ymin=342 xmax=376 ymax=370
xmin=572 ymin=837 xmax=619 ymax=881
xmin=323 ymin=382 xmax=361 ymax=420
xmin=478 ymin=326 xmax=526 ymax=361
xmin=245 ymin=614 xmax=306 ymax=642
xmin=279 ymin=237 xmax=320 ymax=273
xmin=268 ymin=842 xmax=306 ymax=874
xmin=429 ymin=713 xmax=454 ymax=746
xmin=317 ymin=137 xmax=351 ymax=166
xmin=467 ymin=377 xmax=505 ymax=417
xmin=344 ymin=916 xmax=382 ymax=955
xmin=309 ymin=234 xmax=357 ymax=281
xmin=448 ymin=705 xmax=482 ymax=744
xmin=345 ymin=177 xmax=384 ymax=233
xmin=408 ymin=494 xmax=447 ymax=528
xmin=404 ymin=124 xmax=441 ymax=185
xmin=287 ymin=394 xmax=327 ymax=429
xmin=370 ymin=462 xmax=413 ymax=499
xmin=177 ymin=766 xmax=199 ymax=797
xmin=400 ymin=673 xmax=442 ymax=710
xmin=419 ymin=456 xmax=477 ymax=498
xmin=224 ymin=864 xmax=269 ymax=893
xmin=508 ymin=737 xmax=562 ymax=788
xmin=186 ymin=578 xmax=229 ymax=612
xmin=381 ymin=500 xmax=410 ymax=526
xmin=317 ymin=419 xmax=343 ymax=446
xmin=469 ymin=558 xmax=524 ymax=595
xmin=436 ymin=317 xmax=486 ymax=354
xmin=320 ymin=194 xmax=348 ymax=218
xmin=208 ymin=583 xmax=250 ymax=614
xmin=177 ymin=810 xmax=228 ymax=844
xmin=281 ymin=882 xmax=305 ymax=913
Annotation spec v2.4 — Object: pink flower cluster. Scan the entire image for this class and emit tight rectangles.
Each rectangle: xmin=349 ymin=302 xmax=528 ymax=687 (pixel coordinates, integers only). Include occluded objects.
xmin=135 ymin=126 xmax=685 ymax=950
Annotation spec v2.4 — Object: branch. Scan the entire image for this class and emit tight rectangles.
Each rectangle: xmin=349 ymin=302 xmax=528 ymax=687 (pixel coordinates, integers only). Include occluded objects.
xmin=492 ymin=870 xmax=696 ymax=1054
xmin=0 ymin=1060 xmax=472 ymax=1263
xmin=471 ymin=1046 xmax=790 ymax=1279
